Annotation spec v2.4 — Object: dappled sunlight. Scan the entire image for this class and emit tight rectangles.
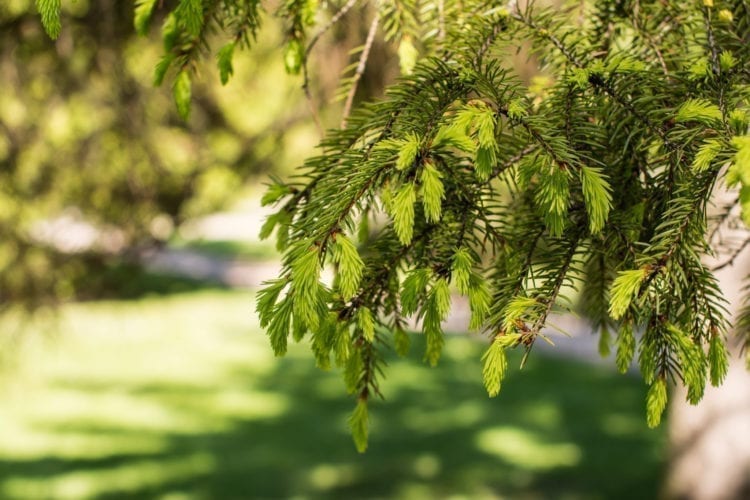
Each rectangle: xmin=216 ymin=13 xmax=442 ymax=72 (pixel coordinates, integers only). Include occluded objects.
xmin=475 ymin=427 xmax=582 ymax=470
xmin=306 ymin=463 xmax=359 ymax=492
xmin=399 ymin=401 xmax=486 ymax=433
xmin=515 ymin=403 xmax=564 ymax=432
xmin=411 ymin=453 xmax=442 ymax=479
xmin=1 ymin=453 xmax=216 ymax=500
xmin=0 ymin=421 xmax=168 ymax=461
xmin=0 ymin=290 xmax=666 ymax=498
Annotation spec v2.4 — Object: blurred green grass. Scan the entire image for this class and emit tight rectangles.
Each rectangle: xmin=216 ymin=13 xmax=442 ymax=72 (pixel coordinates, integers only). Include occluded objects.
xmin=0 ymin=287 xmax=666 ymax=499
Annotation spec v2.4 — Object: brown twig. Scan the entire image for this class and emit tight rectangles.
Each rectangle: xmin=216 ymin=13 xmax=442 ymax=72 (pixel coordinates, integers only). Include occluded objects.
xmin=302 ymin=0 xmax=361 ymax=136
xmin=341 ymin=12 xmax=380 ymax=129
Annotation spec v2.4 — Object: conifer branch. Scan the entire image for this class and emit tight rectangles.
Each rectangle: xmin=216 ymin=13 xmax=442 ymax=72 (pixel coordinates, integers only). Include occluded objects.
xmin=510 ymin=9 xmax=583 ymax=67
xmin=530 ymin=238 xmax=580 ymax=336
xmin=244 ymin=0 xmax=750 ymax=438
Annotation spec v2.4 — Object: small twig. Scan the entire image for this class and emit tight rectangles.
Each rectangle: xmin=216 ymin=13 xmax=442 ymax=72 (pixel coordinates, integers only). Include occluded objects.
xmin=307 ymin=0 xmax=360 ymax=58
xmin=708 ymin=195 xmax=740 ymax=244
xmin=711 ymin=237 xmax=750 ymax=272
xmin=341 ymin=12 xmax=380 ymax=129
xmin=302 ymin=0 xmax=359 ymax=136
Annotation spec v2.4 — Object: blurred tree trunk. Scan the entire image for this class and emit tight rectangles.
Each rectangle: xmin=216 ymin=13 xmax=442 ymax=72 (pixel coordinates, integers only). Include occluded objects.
xmin=664 ymin=249 xmax=750 ymax=500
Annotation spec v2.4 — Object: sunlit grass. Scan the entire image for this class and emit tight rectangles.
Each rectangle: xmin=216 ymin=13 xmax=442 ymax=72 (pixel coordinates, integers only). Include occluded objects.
xmin=0 ymin=289 xmax=666 ymax=499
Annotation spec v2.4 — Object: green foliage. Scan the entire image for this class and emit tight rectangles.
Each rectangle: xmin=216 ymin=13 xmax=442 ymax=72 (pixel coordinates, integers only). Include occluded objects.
xmin=398 ymin=37 xmax=419 ymax=75
xmin=675 ymin=98 xmax=723 ymax=125
xmin=450 ymin=247 xmax=473 ymax=294
xmin=256 ymin=278 xmax=288 ymax=328
xmin=284 ymin=38 xmax=304 ymax=75
xmin=34 ymin=0 xmax=750 ymax=449
xmin=692 ymin=138 xmax=723 ymax=172
xmin=401 ymin=268 xmax=432 ymax=316
xmin=482 ymin=333 xmax=521 ymax=397
xmin=390 ymin=183 xmax=417 ymax=245
xmin=290 ymin=245 xmax=325 ymax=331
xmin=708 ymin=333 xmax=729 ymax=387
xmin=467 ymin=274 xmax=491 ymax=330
xmin=174 ymin=0 xmax=205 ymax=37
xmin=261 ymin=181 xmax=293 ymax=207
xmin=396 ymin=133 xmax=421 ymax=171
xmin=217 ymin=42 xmax=236 ymax=85
xmin=420 ymin=161 xmax=444 ymax=222
xmin=423 ymin=278 xmax=450 ymax=366
xmin=332 ymin=234 xmax=364 ymax=300
xmin=35 ymin=0 xmax=61 ymax=39
xmin=666 ymin=324 xmax=707 ymax=404
xmin=608 ymin=269 xmax=647 ymax=320
xmin=729 ymin=136 xmax=750 ymax=225
xmin=646 ymin=377 xmax=668 ymax=429
xmin=134 ymin=0 xmax=159 ymax=35
xmin=579 ymin=166 xmax=612 ymax=234
xmin=616 ymin=322 xmax=636 ymax=374
xmin=349 ymin=398 xmax=369 ymax=453
xmin=173 ymin=70 xmax=192 ymax=120
xmin=7 ymin=2 xmax=300 ymax=313
xmin=357 ymin=307 xmax=375 ymax=342
xmin=245 ymin=0 xmax=750 ymax=445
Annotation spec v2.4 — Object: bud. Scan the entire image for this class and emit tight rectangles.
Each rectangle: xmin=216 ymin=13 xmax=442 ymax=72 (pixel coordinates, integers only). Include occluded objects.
xmin=717 ymin=9 xmax=733 ymax=22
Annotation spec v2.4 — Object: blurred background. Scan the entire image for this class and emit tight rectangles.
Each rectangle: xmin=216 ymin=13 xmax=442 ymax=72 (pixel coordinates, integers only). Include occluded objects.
xmin=4 ymin=1 xmax=747 ymax=498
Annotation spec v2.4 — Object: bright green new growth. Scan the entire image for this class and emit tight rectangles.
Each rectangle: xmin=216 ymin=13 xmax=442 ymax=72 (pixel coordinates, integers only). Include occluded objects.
xmin=357 ymin=307 xmax=375 ymax=342
xmin=675 ymin=98 xmax=724 ymax=125
xmin=728 ymin=137 xmax=750 ymax=225
xmin=173 ymin=71 xmax=192 ymax=121
xmin=134 ymin=0 xmax=159 ymax=36
xmin=579 ymin=166 xmax=612 ymax=234
xmin=35 ymin=0 xmax=61 ymax=39
xmin=482 ymin=333 xmax=521 ymax=397
xmin=332 ymin=234 xmax=364 ymax=301
xmin=423 ymin=278 xmax=450 ymax=366
xmin=37 ymin=0 xmax=750 ymax=452
xmin=390 ymin=183 xmax=417 ymax=245
xmin=420 ymin=161 xmax=445 ymax=223
xmin=608 ymin=269 xmax=647 ymax=320
xmin=396 ymin=133 xmax=421 ymax=171
xmin=646 ymin=377 xmax=668 ymax=429
xmin=349 ymin=399 xmax=369 ymax=453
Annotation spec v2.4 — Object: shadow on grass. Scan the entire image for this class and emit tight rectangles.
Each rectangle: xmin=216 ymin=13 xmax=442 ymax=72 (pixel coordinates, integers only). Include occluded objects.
xmin=0 ymin=334 xmax=666 ymax=499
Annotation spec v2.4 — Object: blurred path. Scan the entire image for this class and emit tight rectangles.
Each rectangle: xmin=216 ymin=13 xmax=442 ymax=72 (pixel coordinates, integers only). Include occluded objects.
xmin=143 ymin=248 xmax=280 ymax=288
xmin=145 ymin=202 xmax=281 ymax=288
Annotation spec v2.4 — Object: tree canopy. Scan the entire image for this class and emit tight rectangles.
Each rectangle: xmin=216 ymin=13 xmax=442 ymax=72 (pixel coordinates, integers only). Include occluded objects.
xmin=2 ymin=0 xmax=310 ymax=309
xmin=36 ymin=0 xmax=750 ymax=452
